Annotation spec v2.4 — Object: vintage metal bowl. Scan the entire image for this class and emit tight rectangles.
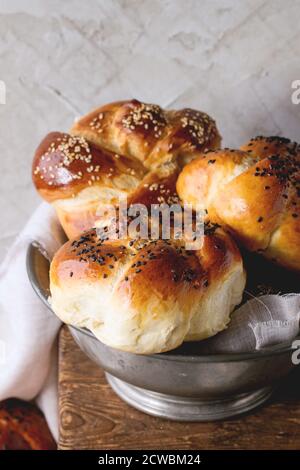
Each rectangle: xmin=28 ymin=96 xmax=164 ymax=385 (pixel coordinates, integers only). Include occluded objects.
xmin=26 ymin=242 xmax=299 ymax=421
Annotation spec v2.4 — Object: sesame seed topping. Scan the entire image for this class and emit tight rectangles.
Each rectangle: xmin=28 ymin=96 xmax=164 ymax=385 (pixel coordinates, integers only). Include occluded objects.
xmin=122 ymin=101 xmax=167 ymax=135
xmin=178 ymin=109 xmax=216 ymax=148
xmin=89 ymin=112 xmax=105 ymax=133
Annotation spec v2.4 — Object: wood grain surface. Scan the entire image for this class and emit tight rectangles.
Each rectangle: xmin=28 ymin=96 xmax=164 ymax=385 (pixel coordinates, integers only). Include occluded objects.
xmin=58 ymin=326 xmax=300 ymax=450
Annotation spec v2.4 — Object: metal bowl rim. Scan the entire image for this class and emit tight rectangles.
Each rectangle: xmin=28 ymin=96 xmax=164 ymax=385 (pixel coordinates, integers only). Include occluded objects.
xmin=70 ymin=324 xmax=300 ymax=363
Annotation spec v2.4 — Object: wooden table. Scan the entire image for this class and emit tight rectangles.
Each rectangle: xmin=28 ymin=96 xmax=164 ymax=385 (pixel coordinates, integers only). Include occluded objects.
xmin=58 ymin=326 xmax=300 ymax=450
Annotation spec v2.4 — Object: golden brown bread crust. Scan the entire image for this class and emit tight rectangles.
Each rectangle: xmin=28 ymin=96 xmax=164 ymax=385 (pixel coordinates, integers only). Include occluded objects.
xmin=32 ymin=100 xmax=221 ymax=238
xmin=176 ymin=149 xmax=255 ymax=213
xmin=240 ymin=135 xmax=300 ymax=159
xmin=51 ymin=226 xmax=240 ymax=292
xmin=70 ymin=99 xmax=221 ymax=168
xmin=0 ymin=399 xmax=56 ymax=450
xmin=241 ymin=136 xmax=300 ymax=252
xmin=127 ymin=168 xmax=180 ymax=207
xmin=50 ymin=225 xmax=245 ymax=354
xmin=32 ymin=131 xmax=146 ymax=203
xmin=177 ymin=136 xmax=300 ymax=271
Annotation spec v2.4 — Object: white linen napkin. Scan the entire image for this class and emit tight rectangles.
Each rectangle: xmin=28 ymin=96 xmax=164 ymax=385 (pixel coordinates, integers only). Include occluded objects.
xmin=0 ymin=203 xmax=64 ymax=441
xmin=0 ymin=203 xmax=299 ymax=441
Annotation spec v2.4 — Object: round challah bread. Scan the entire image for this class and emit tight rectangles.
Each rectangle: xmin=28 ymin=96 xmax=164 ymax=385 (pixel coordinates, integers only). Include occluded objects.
xmin=177 ymin=136 xmax=300 ymax=271
xmin=49 ymin=224 xmax=245 ymax=354
xmin=32 ymin=100 xmax=221 ymax=239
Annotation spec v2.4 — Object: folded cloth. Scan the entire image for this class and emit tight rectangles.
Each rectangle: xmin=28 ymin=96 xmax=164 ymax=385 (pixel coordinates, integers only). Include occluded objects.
xmin=0 ymin=203 xmax=299 ymax=441
xmin=196 ymin=293 xmax=300 ymax=354
xmin=0 ymin=203 xmax=64 ymax=441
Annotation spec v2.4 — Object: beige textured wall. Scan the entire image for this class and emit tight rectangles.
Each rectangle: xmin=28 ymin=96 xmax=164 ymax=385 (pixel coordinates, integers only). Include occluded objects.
xmin=1 ymin=0 xmax=300 ymax=259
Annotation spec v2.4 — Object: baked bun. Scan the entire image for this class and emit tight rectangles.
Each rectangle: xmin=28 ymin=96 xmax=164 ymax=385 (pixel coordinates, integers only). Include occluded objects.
xmin=33 ymin=100 xmax=221 ymax=239
xmin=0 ymin=399 xmax=56 ymax=450
xmin=49 ymin=224 xmax=245 ymax=354
xmin=177 ymin=136 xmax=300 ymax=271
xmin=70 ymin=100 xmax=221 ymax=169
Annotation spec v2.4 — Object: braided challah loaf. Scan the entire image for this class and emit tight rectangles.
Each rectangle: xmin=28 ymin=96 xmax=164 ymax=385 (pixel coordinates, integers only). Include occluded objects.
xmin=177 ymin=136 xmax=300 ymax=271
xmin=50 ymin=223 xmax=245 ymax=354
xmin=32 ymin=100 xmax=221 ymax=239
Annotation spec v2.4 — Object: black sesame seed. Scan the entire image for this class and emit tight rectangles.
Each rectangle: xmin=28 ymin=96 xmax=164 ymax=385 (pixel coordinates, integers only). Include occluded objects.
xmin=70 ymin=272 xmax=73 ymax=277
xmin=103 ymin=274 xmax=108 ymax=279
xmin=183 ymin=269 xmax=196 ymax=282
xmin=257 ymin=216 xmax=264 ymax=223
